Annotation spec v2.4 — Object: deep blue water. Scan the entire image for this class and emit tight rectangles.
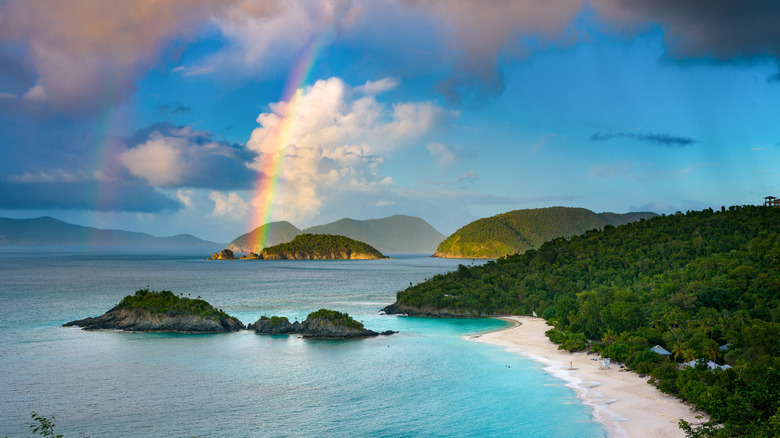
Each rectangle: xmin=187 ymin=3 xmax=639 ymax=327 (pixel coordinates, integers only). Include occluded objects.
xmin=0 ymin=247 xmax=606 ymax=437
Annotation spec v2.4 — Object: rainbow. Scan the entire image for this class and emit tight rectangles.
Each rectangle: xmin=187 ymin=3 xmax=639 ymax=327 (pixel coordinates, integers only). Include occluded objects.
xmin=247 ymin=33 xmax=329 ymax=252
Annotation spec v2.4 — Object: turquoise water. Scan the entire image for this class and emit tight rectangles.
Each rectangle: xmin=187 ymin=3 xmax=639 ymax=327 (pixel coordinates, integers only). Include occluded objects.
xmin=0 ymin=247 xmax=606 ymax=437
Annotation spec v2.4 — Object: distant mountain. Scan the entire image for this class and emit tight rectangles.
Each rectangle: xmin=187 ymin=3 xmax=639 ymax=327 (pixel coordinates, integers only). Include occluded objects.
xmin=226 ymin=221 xmax=302 ymax=253
xmin=0 ymin=217 xmax=221 ymax=247
xmin=302 ymin=215 xmax=446 ymax=253
xmin=227 ymin=215 xmax=446 ymax=253
xmin=434 ymin=207 xmax=657 ymax=259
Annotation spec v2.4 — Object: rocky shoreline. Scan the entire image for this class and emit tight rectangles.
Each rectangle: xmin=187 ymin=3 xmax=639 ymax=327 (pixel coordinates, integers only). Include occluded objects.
xmin=64 ymin=307 xmax=246 ymax=333
xmin=381 ymin=302 xmax=487 ymax=318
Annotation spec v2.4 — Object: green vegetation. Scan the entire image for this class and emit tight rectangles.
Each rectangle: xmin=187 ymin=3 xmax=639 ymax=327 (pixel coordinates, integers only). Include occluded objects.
xmin=434 ymin=206 xmax=655 ymax=258
xmin=303 ymin=215 xmax=446 ymax=253
xmin=307 ymin=309 xmax=365 ymax=330
xmin=28 ymin=412 xmax=62 ymax=438
xmin=395 ymin=206 xmax=780 ymax=436
xmin=259 ymin=315 xmax=291 ymax=327
xmin=227 ymin=220 xmax=302 ymax=253
xmin=116 ymin=289 xmax=231 ymax=320
xmin=261 ymin=233 xmax=386 ymax=259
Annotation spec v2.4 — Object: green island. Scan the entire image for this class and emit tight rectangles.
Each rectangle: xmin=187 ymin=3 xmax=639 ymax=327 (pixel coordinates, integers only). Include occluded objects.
xmin=387 ymin=206 xmax=780 ymax=437
xmin=64 ymin=289 xmax=245 ymax=332
xmin=249 ymin=308 xmax=395 ymax=338
xmin=434 ymin=206 xmax=655 ymax=259
xmin=258 ymin=233 xmax=387 ymax=260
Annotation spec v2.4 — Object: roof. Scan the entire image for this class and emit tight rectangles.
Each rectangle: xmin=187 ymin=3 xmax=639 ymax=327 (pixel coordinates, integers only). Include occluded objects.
xmin=650 ymin=345 xmax=671 ymax=355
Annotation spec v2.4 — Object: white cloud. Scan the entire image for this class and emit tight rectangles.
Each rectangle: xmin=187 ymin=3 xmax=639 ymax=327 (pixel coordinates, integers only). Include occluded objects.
xmin=370 ymin=199 xmax=394 ymax=207
xmin=457 ymin=170 xmax=479 ymax=186
xmin=427 ymin=142 xmax=458 ymax=164
xmin=210 ymin=191 xmax=249 ymax=217
xmin=22 ymin=82 xmax=47 ymax=102
xmin=354 ymin=77 xmax=399 ymax=95
xmin=246 ymin=76 xmax=454 ymax=223
xmin=176 ymin=189 xmax=194 ymax=209
xmin=119 ymin=126 xmax=255 ymax=189
xmin=121 ymin=135 xmax=186 ymax=186
xmin=171 ymin=65 xmax=215 ymax=77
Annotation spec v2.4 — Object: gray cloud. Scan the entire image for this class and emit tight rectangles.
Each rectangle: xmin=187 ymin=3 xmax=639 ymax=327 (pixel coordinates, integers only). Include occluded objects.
xmin=590 ymin=132 xmax=697 ymax=147
xmin=121 ymin=123 xmax=257 ymax=190
xmin=593 ymin=0 xmax=780 ymax=63
xmin=157 ymin=102 xmax=192 ymax=115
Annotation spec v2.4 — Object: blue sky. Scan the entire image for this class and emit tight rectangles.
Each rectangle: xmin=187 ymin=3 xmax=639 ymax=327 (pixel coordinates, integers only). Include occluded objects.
xmin=1 ymin=1 xmax=778 ymax=242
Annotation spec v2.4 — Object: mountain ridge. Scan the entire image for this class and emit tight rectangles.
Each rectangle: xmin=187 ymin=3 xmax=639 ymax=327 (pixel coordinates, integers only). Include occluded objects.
xmin=0 ymin=216 xmax=221 ymax=247
xmin=434 ymin=206 xmax=657 ymax=259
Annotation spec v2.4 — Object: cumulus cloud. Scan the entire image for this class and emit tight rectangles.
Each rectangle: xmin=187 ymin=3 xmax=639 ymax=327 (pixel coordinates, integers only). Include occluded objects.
xmin=210 ymin=191 xmax=250 ymax=217
xmin=590 ymin=131 xmax=697 ymax=147
xmin=121 ymin=123 xmax=256 ymax=190
xmin=246 ymin=76 xmax=455 ymax=223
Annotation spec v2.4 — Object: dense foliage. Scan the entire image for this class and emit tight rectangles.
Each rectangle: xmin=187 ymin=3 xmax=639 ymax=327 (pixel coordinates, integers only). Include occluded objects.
xmin=397 ymin=206 xmax=780 ymax=436
xmin=307 ymin=309 xmax=365 ymax=330
xmin=258 ymin=315 xmax=291 ymax=327
xmin=434 ymin=206 xmax=654 ymax=258
xmin=261 ymin=233 xmax=386 ymax=259
xmin=116 ymin=289 xmax=231 ymax=320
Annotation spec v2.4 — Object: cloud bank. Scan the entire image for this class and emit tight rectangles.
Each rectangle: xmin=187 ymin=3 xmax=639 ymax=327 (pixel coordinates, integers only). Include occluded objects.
xmin=246 ymin=76 xmax=455 ymax=222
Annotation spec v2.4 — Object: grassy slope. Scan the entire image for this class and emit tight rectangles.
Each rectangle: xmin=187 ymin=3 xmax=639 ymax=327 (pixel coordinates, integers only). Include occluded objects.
xmin=435 ymin=206 xmax=656 ymax=258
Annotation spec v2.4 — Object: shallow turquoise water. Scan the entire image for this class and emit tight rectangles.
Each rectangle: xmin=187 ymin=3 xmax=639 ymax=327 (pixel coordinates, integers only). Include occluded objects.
xmin=0 ymin=247 xmax=606 ymax=437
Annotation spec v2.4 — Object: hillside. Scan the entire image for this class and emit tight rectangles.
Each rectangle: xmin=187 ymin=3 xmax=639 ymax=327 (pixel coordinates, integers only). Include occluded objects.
xmin=259 ymin=234 xmax=387 ymax=260
xmin=433 ymin=207 xmax=656 ymax=258
xmin=0 ymin=217 xmax=220 ymax=247
xmin=386 ymin=206 xmax=780 ymax=437
xmin=302 ymin=215 xmax=446 ymax=253
xmin=226 ymin=221 xmax=302 ymax=253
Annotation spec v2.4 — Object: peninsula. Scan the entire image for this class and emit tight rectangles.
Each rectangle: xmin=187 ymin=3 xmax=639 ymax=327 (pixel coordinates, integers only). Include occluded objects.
xmin=249 ymin=309 xmax=396 ymax=339
xmin=386 ymin=206 xmax=780 ymax=437
xmin=63 ymin=289 xmax=245 ymax=333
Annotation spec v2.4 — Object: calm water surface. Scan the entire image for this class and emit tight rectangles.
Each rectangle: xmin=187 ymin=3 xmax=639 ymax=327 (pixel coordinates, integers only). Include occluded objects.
xmin=0 ymin=247 xmax=606 ymax=437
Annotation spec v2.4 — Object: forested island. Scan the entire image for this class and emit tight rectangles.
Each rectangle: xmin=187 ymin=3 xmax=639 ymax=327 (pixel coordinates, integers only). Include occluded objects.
xmin=249 ymin=309 xmax=395 ymax=338
xmin=433 ymin=206 xmax=655 ymax=259
xmin=258 ymin=234 xmax=387 ymax=260
xmin=386 ymin=206 xmax=779 ymax=437
xmin=64 ymin=289 xmax=245 ymax=332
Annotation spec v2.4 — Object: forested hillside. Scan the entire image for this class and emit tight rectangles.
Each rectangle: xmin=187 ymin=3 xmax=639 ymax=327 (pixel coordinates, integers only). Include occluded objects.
xmin=433 ymin=207 xmax=655 ymax=258
xmin=389 ymin=206 xmax=780 ymax=437
xmin=260 ymin=234 xmax=386 ymax=259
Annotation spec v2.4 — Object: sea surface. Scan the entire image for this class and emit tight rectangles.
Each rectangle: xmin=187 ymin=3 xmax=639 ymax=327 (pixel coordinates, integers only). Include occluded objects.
xmin=0 ymin=247 xmax=607 ymax=437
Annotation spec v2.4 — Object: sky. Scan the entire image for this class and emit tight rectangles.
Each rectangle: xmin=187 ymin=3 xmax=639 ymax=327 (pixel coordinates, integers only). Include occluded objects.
xmin=1 ymin=0 xmax=778 ymax=243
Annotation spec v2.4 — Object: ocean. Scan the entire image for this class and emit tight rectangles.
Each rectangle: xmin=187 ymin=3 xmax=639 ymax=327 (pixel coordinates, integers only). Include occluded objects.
xmin=0 ymin=247 xmax=607 ymax=437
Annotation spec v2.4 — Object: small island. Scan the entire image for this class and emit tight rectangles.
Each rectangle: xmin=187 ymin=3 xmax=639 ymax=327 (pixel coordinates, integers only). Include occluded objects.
xmin=249 ymin=309 xmax=396 ymax=339
xmin=210 ymin=234 xmax=388 ymax=260
xmin=63 ymin=289 xmax=245 ymax=333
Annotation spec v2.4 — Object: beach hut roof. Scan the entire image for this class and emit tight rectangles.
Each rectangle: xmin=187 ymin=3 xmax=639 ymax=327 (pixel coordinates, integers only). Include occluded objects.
xmin=650 ymin=345 xmax=671 ymax=355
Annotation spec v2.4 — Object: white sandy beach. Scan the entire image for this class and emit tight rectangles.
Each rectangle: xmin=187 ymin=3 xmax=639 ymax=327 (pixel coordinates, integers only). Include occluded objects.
xmin=469 ymin=316 xmax=707 ymax=438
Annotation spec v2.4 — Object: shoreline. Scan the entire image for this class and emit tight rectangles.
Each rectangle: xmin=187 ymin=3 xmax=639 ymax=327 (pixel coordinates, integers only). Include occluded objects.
xmin=468 ymin=316 xmax=707 ymax=438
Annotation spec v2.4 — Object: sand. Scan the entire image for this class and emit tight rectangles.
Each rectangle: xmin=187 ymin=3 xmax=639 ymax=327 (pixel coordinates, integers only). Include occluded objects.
xmin=469 ymin=316 xmax=707 ymax=438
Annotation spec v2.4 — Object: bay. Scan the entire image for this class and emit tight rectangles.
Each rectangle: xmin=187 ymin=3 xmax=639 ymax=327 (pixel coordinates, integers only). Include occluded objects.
xmin=0 ymin=247 xmax=606 ymax=437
